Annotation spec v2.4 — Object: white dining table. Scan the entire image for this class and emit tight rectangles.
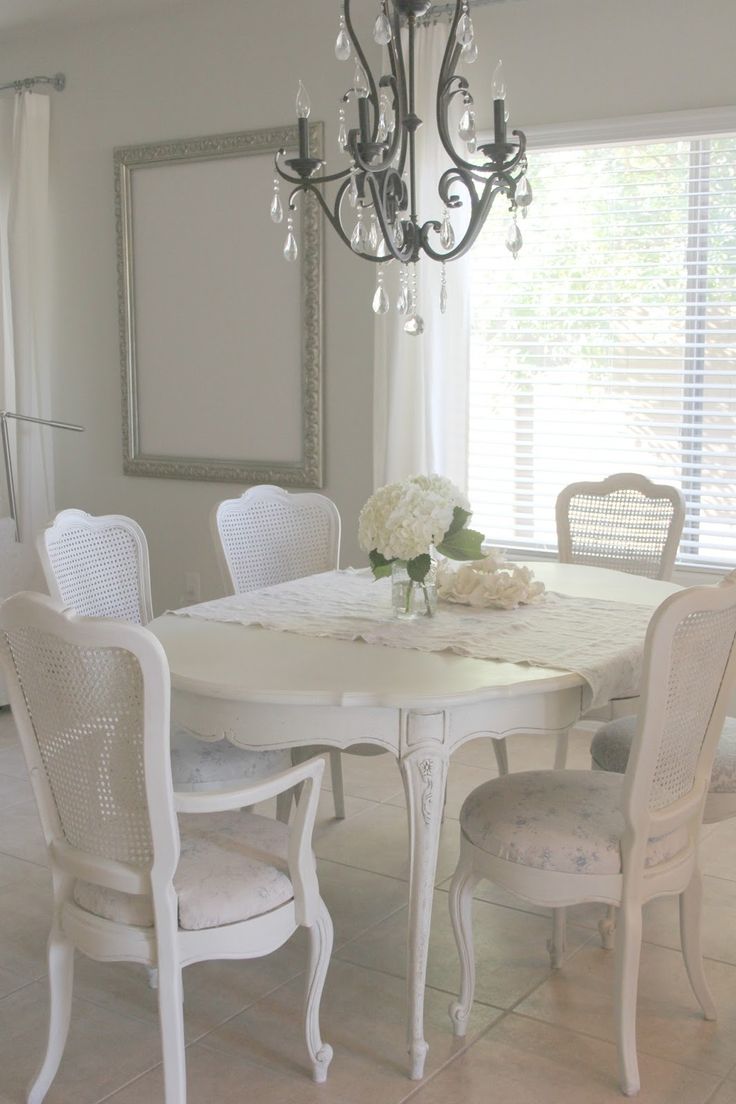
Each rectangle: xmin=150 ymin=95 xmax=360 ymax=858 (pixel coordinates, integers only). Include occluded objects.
xmin=149 ymin=561 xmax=680 ymax=1080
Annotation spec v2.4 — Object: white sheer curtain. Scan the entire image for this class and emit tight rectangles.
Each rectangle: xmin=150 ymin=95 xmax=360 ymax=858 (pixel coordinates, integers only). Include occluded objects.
xmin=373 ymin=20 xmax=470 ymax=491
xmin=0 ymin=91 xmax=54 ymax=553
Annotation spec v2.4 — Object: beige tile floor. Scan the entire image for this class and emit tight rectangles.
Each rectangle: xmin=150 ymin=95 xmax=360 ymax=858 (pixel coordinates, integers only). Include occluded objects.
xmin=0 ymin=707 xmax=734 ymax=1104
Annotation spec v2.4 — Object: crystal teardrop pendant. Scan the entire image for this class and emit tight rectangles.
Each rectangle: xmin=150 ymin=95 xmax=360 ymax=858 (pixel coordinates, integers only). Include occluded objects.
xmin=270 ymin=192 xmax=283 ymax=224
xmin=373 ymin=10 xmax=392 ymax=45
xmin=372 ymin=284 xmax=390 ymax=314
xmin=505 ymin=219 xmax=522 ymax=258
xmin=335 ymin=14 xmax=351 ymax=61
xmin=455 ymin=12 xmax=474 ymax=47
xmin=458 ymin=107 xmax=476 ymax=142
xmin=466 ymin=135 xmax=477 ymax=154
xmin=403 ymin=314 xmax=425 ymax=336
xmin=463 ymin=39 xmax=478 ymax=64
xmin=351 ymin=216 xmax=368 ymax=253
xmin=393 ymin=218 xmax=404 ymax=249
xmin=348 ymin=174 xmax=359 ymax=208
xmin=397 ymin=285 xmax=409 ymax=314
xmin=283 ymin=218 xmax=298 ymax=262
xmin=354 ymin=60 xmax=369 ymax=98
xmin=440 ymin=209 xmax=455 ymax=250
xmin=368 ymin=217 xmax=380 ymax=252
xmin=516 ymin=175 xmax=533 ymax=207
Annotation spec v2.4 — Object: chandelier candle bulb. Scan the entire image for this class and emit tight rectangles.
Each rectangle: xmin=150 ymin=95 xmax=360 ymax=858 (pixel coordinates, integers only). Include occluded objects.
xmin=296 ymin=81 xmax=311 ymax=158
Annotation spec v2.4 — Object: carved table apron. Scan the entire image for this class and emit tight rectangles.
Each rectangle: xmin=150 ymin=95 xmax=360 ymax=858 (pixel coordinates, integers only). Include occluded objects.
xmin=149 ymin=562 xmax=680 ymax=1080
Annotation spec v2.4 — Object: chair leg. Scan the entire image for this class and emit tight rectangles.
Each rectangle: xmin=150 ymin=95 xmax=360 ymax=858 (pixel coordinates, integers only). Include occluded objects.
xmin=276 ymin=789 xmax=293 ymax=824
xmin=305 ymin=899 xmax=334 ymax=1083
xmin=553 ymin=728 xmax=569 ymax=770
xmin=492 ymin=738 xmax=509 ymax=776
xmin=680 ymin=867 xmax=716 ymax=1021
xmin=448 ymin=855 xmax=479 ymax=1037
xmin=599 ymin=904 xmax=617 ymax=950
xmin=547 ymin=908 xmax=567 ymax=969
xmin=614 ymin=900 xmax=643 ymax=1097
xmin=28 ymin=927 xmax=75 ymax=1104
xmin=329 ymin=750 xmax=346 ymax=820
xmin=157 ymin=955 xmax=187 ymax=1104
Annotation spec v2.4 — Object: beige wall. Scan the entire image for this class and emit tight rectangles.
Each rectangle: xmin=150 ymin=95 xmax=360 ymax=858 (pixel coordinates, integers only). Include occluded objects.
xmin=1 ymin=0 xmax=734 ymax=610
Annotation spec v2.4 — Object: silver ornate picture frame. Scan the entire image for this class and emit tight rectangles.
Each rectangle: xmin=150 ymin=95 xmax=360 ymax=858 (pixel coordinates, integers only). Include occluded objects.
xmin=114 ymin=124 xmax=323 ymax=487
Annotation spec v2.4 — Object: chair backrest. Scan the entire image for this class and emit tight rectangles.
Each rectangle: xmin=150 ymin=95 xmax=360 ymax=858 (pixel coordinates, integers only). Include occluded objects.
xmin=0 ymin=592 xmax=178 ymax=907
xmin=623 ymin=580 xmax=736 ymax=849
xmin=212 ymin=485 xmax=341 ymax=594
xmin=556 ymin=473 xmax=685 ymax=580
xmin=37 ymin=509 xmax=153 ymax=624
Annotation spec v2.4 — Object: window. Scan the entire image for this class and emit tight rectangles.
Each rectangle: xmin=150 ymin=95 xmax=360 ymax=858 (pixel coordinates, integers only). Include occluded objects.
xmin=468 ymin=126 xmax=736 ymax=568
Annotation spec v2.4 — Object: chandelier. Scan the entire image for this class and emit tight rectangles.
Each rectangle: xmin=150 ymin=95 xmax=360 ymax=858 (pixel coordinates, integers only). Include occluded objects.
xmin=271 ymin=0 xmax=532 ymax=335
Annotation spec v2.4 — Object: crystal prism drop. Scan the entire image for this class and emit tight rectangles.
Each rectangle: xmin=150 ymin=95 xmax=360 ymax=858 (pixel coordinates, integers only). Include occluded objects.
xmin=505 ymin=220 xmax=522 ymax=258
xmin=403 ymin=314 xmax=425 ymax=336
xmin=351 ymin=220 xmax=367 ymax=252
xmin=372 ymin=284 xmax=390 ymax=314
xmin=463 ymin=39 xmax=478 ymax=63
xmin=335 ymin=27 xmax=351 ymax=61
xmin=368 ymin=218 xmax=380 ymax=252
xmin=516 ymin=175 xmax=533 ymax=207
xmin=440 ymin=283 xmax=448 ymax=314
xmin=440 ymin=211 xmax=455 ymax=250
xmin=467 ymin=136 xmax=477 ymax=154
xmin=393 ymin=219 xmax=404 ymax=248
xmin=455 ymin=13 xmax=474 ymax=47
xmin=338 ymin=119 xmax=348 ymax=150
xmin=373 ymin=11 xmax=392 ymax=45
xmin=397 ymin=286 xmax=409 ymax=314
xmin=283 ymin=230 xmax=298 ymax=262
xmin=354 ymin=60 xmax=369 ymax=98
xmin=348 ymin=175 xmax=359 ymax=208
xmin=270 ymin=192 xmax=284 ymax=224
xmin=458 ymin=107 xmax=476 ymax=142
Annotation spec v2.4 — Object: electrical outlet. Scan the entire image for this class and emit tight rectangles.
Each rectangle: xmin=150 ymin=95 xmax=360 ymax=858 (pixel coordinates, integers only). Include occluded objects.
xmin=182 ymin=571 xmax=201 ymax=604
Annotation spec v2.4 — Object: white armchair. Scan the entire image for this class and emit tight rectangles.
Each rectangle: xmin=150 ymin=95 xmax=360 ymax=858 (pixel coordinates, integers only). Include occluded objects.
xmin=0 ymin=592 xmax=333 ymax=1104
xmin=448 ymin=580 xmax=736 ymax=1096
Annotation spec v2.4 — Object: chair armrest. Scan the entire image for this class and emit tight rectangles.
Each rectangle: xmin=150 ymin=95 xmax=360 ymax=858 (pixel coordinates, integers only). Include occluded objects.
xmin=173 ymin=757 xmax=324 ymax=814
xmin=174 ymin=755 xmax=325 ymax=927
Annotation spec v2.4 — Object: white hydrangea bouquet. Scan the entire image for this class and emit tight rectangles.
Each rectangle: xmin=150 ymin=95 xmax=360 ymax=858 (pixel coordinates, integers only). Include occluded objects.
xmin=358 ymin=475 xmax=486 ymax=613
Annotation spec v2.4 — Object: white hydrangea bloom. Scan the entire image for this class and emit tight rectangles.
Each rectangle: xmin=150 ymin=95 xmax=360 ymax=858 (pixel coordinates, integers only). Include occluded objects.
xmin=359 ymin=474 xmax=470 ymax=563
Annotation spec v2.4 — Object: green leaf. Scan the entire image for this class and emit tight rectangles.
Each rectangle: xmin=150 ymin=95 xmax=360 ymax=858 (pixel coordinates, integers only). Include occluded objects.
xmin=444 ymin=506 xmax=471 ymax=540
xmin=436 ymin=527 xmax=486 ymax=561
xmin=369 ymin=549 xmax=396 ymax=579
xmin=406 ymin=553 xmax=431 ymax=583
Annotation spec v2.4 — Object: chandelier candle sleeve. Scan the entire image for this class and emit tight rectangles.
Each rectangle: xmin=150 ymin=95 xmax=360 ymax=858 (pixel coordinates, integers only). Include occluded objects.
xmin=273 ymin=0 xmax=532 ymax=327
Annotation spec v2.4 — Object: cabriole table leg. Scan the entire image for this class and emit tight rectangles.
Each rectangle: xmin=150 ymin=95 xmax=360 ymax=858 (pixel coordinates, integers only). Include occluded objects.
xmin=399 ymin=736 xmax=450 ymax=1080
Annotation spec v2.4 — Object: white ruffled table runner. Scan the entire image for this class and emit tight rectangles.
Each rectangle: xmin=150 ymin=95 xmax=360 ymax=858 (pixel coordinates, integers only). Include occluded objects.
xmin=172 ymin=569 xmax=655 ymax=711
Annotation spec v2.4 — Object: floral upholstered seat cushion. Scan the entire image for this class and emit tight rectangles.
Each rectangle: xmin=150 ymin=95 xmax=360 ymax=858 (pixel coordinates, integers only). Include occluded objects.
xmin=73 ymin=811 xmax=294 ymax=930
xmin=591 ymin=715 xmax=736 ymax=794
xmin=460 ymin=770 xmax=688 ymax=876
xmin=170 ymin=728 xmax=291 ymax=792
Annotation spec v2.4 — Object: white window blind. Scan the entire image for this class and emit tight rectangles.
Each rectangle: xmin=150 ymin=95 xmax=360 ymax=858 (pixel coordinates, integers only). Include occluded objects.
xmin=468 ymin=131 xmax=736 ymax=568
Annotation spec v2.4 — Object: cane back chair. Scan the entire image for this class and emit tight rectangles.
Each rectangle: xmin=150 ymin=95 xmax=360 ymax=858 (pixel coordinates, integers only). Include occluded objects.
xmin=449 ymin=579 xmax=736 ymax=1096
xmin=0 ymin=592 xmax=333 ymax=1104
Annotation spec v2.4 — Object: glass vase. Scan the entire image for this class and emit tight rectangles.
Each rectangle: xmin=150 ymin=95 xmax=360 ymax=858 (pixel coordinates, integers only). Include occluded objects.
xmin=391 ymin=561 xmax=438 ymax=619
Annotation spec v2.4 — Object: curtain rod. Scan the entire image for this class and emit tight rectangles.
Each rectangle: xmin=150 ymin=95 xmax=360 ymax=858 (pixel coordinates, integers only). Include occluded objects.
xmin=0 ymin=72 xmax=65 ymax=95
